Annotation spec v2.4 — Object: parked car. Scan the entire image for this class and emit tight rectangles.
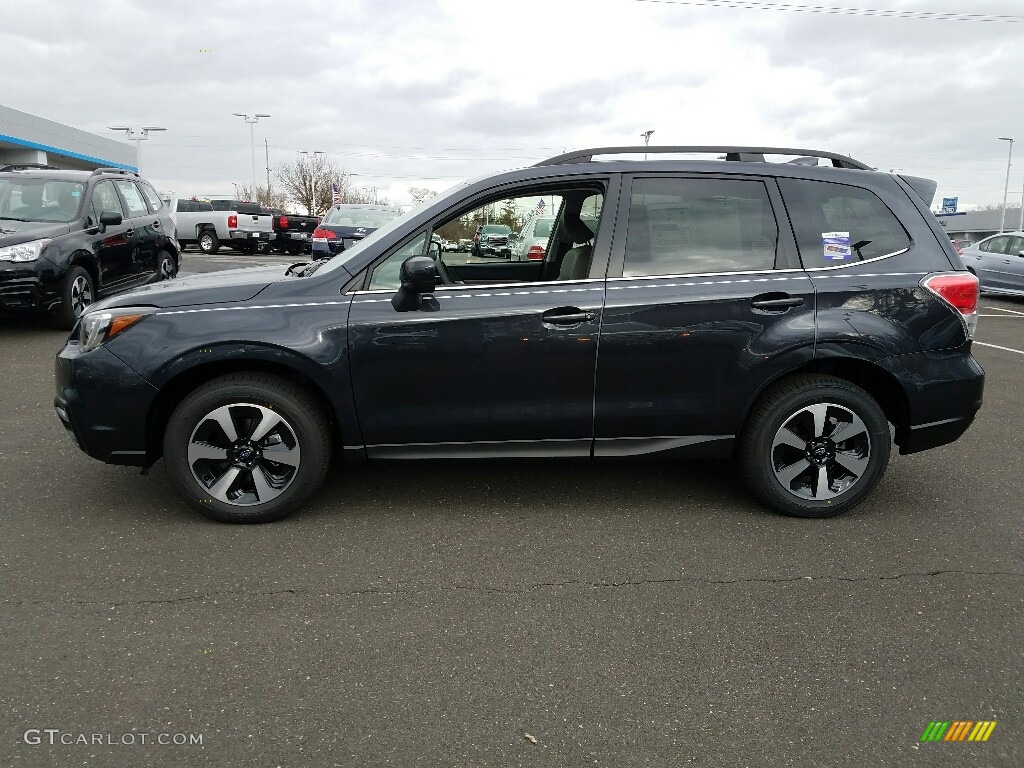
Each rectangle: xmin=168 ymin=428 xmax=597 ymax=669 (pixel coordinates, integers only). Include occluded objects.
xmin=472 ymin=224 xmax=513 ymax=258
xmin=458 ymin=238 xmax=472 ymax=252
xmin=512 ymin=216 xmax=556 ymax=261
xmin=312 ymin=204 xmax=404 ymax=257
xmin=958 ymin=232 xmax=1024 ymax=294
xmin=269 ymin=208 xmax=318 ymax=255
xmin=205 ymin=200 xmax=274 ymax=254
xmin=55 ymin=145 xmax=983 ymax=523
xmin=0 ymin=165 xmax=178 ymax=328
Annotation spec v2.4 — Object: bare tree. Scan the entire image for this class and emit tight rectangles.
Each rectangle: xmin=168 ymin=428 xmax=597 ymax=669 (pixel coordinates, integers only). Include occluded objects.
xmin=234 ymin=183 xmax=291 ymax=210
xmin=276 ymin=156 xmax=354 ymax=216
xmin=408 ymin=187 xmax=437 ymax=205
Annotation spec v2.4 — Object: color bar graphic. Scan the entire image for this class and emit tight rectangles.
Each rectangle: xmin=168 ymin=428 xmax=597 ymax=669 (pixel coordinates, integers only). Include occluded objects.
xmin=921 ymin=720 xmax=996 ymax=742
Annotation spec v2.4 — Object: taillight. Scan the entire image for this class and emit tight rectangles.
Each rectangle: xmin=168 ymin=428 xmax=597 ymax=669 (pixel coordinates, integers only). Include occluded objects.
xmin=227 ymin=214 xmax=237 ymax=229
xmin=279 ymin=216 xmax=289 ymax=229
xmin=922 ymin=272 xmax=979 ymax=340
xmin=312 ymin=227 xmax=337 ymax=242
xmin=526 ymin=245 xmax=545 ymax=261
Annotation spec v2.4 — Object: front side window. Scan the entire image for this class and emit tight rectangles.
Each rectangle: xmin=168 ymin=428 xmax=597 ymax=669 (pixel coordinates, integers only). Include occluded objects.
xmin=779 ymin=178 xmax=910 ymax=267
xmin=89 ymin=181 xmax=125 ymax=225
xmin=114 ymin=180 xmax=149 ymax=217
xmin=367 ymin=232 xmax=427 ymax=291
xmin=981 ymin=236 xmax=1009 ymax=254
xmin=623 ymin=177 xmax=778 ymax=277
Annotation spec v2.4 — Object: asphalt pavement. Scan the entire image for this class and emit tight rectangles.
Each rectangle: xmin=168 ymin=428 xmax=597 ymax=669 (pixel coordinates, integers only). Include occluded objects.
xmin=1 ymin=256 xmax=1021 ymax=766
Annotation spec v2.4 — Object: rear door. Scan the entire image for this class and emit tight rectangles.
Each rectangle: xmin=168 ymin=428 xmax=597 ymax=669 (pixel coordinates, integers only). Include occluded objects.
xmin=113 ymin=179 xmax=157 ymax=282
xmin=594 ymin=173 xmax=815 ymax=456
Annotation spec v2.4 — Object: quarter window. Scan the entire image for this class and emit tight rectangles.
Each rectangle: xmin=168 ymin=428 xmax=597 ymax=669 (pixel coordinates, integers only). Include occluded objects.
xmin=137 ymin=182 xmax=163 ymax=213
xmin=779 ymin=178 xmax=910 ymax=267
xmin=623 ymin=178 xmax=778 ymax=277
xmin=114 ymin=180 xmax=149 ymax=217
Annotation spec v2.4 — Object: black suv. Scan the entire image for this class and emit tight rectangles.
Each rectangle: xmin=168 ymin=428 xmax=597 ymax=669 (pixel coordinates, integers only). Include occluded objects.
xmin=54 ymin=146 xmax=984 ymax=523
xmin=0 ymin=165 xmax=178 ymax=328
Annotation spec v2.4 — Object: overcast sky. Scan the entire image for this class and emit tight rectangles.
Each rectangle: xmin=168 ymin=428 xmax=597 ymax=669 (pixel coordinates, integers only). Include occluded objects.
xmin=2 ymin=0 xmax=1022 ymax=209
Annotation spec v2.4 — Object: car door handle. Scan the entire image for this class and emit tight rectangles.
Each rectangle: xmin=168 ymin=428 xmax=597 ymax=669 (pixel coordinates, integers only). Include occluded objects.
xmin=750 ymin=294 xmax=804 ymax=311
xmin=125 ymin=228 xmax=135 ymax=237
xmin=542 ymin=307 xmax=596 ymax=325
xmin=153 ymin=220 xmax=161 ymax=228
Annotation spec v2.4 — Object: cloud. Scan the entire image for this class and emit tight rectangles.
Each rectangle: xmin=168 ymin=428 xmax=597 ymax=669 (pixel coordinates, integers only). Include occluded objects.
xmin=1 ymin=0 xmax=1020 ymax=207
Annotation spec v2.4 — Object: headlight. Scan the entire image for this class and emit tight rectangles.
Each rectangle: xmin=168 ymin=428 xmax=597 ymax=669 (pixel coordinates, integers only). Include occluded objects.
xmin=0 ymin=238 xmax=50 ymax=262
xmin=79 ymin=307 xmax=153 ymax=352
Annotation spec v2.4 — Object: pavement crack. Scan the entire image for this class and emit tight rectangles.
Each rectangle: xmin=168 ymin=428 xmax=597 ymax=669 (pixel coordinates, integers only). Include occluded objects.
xmin=4 ymin=570 xmax=1021 ymax=607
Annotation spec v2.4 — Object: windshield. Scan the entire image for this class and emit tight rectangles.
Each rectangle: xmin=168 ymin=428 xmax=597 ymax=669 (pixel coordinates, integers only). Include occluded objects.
xmin=322 ymin=206 xmax=403 ymax=228
xmin=0 ymin=179 xmax=85 ymax=223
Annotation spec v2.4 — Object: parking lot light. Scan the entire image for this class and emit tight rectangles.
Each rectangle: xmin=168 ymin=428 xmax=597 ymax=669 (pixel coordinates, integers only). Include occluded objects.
xmin=233 ymin=113 xmax=271 ymax=199
xmin=107 ymin=126 xmax=166 ymax=173
xmin=998 ymin=137 xmax=1014 ymax=233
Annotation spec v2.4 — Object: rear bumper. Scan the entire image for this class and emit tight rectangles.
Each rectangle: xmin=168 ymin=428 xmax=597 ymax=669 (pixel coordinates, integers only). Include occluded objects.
xmin=228 ymin=230 xmax=271 ymax=241
xmin=55 ymin=341 xmax=158 ymax=466
xmin=884 ymin=348 xmax=985 ymax=455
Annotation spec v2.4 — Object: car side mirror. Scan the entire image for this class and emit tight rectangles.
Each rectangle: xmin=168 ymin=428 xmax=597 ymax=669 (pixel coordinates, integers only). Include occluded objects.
xmin=392 ymin=256 xmax=437 ymax=312
xmin=99 ymin=210 xmax=122 ymax=232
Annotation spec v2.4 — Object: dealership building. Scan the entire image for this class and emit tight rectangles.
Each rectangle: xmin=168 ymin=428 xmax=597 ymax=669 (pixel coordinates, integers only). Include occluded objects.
xmin=0 ymin=105 xmax=136 ymax=172
xmin=936 ymin=208 xmax=1024 ymax=243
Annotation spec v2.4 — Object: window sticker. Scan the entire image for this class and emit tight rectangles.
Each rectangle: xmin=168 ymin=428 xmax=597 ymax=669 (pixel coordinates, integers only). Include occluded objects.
xmin=822 ymin=231 xmax=852 ymax=261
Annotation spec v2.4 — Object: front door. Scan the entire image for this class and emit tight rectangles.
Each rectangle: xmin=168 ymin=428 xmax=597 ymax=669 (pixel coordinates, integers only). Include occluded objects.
xmin=346 ymin=185 xmax=613 ymax=457
xmin=88 ymin=180 xmax=134 ymax=290
xmin=594 ymin=174 xmax=816 ymax=456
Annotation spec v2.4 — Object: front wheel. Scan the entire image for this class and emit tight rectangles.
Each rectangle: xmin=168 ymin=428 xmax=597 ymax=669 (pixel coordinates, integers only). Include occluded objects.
xmin=55 ymin=266 xmax=94 ymax=329
xmin=163 ymin=373 xmax=333 ymax=523
xmin=737 ymin=374 xmax=891 ymax=518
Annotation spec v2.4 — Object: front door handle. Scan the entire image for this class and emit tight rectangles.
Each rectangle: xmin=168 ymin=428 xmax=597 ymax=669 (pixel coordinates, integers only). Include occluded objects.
xmin=125 ymin=228 xmax=135 ymax=237
xmin=750 ymin=294 xmax=804 ymax=312
xmin=153 ymin=220 xmax=162 ymax=228
xmin=542 ymin=307 xmax=596 ymax=325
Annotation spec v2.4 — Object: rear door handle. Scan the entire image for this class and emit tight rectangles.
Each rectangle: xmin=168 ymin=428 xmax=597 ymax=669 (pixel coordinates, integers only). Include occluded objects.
xmin=542 ymin=307 xmax=596 ymax=325
xmin=750 ymin=294 xmax=804 ymax=311
xmin=125 ymin=228 xmax=135 ymax=237
xmin=153 ymin=220 xmax=161 ymax=228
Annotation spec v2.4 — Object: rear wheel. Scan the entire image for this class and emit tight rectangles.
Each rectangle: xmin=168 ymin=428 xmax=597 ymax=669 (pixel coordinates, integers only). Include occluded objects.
xmin=55 ymin=266 xmax=94 ymax=329
xmin=163 ymin=373 xmax=332 ymax=523
xmin=198 ymin=231 xmax=219 ymax=254
xmin=157 ymin=250 xmax=177 ymax=280
xmin=738 ymin=374 xmax=890 ymax=518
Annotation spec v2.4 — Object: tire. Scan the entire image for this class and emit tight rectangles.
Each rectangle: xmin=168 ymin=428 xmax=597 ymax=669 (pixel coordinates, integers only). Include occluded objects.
xmin=163 ymin=373 xmax=332 ymax=523
xmin=178 ymin=241 xmax=187 ymax=252
xmin=157 ymin=250 xmax=177 ymax=281
xmin=737 ymin=374 xmax=891 ymax=518
xmin=198 ymin=230 xmax=220 ymax=254
xmin=286 ymin=242 xmax=302 ymax=256
xmin=55 ymin=265 xmax=94 ymax=329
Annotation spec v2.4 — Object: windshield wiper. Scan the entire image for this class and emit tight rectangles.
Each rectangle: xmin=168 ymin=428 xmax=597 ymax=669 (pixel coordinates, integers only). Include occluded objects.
xmin=285 ymin=261 xmax=310 ymax=276
xmin=298 ymin=257 xmax=331 ymax=277
xmin=0 ymin=217 xmax=33 ymax=222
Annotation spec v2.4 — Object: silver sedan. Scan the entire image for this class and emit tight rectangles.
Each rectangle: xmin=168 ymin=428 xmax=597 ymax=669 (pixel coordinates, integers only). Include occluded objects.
xmin=959 ymin=231 xmax=1024 ymax=295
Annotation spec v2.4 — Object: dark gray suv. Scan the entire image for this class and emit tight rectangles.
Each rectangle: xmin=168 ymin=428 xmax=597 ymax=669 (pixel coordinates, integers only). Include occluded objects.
xmin=55 ymin=146 xmax=983 ymax=523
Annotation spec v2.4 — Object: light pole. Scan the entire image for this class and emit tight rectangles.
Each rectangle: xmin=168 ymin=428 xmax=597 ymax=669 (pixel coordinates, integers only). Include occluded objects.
xmin=233 ymin=113 xmax=270 ymax=198
xmin=998 ymin=137 xmax=1014 ymax=233
xmin=299 ymin=150 xmax=325 ymax=216
xmin=107 ymin=126 xmax=166 ymax=173
xmin=640 ymin=129 xmax=655 ymax=160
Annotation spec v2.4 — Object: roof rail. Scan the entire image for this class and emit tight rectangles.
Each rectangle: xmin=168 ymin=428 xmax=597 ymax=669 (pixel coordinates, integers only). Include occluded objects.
xmin=534 ymin=146 xmax=873 ymax=170
xmin=0 ymin=163 xmax=61 ymax=172
xmin=89 ymin=167 xmax=139 ymax=177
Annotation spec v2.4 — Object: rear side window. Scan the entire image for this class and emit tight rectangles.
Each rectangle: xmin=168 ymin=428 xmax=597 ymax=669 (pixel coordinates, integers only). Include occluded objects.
xmin=137 ymin=182 xmax=163 ymax=212
xmin=779 ymin=178 xmax=910 ymax=267
xmin=114 ymin=180 xmax=149 ymax=217
xmin=623 ymin=177 xmax=778 ymax=277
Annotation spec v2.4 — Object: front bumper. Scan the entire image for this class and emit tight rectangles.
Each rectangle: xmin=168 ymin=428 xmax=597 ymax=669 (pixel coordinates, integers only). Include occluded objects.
xmin=55 ymin=340 xmax=158 ymax=466
xmin=0 ymin=264 xmax=57 ymax=311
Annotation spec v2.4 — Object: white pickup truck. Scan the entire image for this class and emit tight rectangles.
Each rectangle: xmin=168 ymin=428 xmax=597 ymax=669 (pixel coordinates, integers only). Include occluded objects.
xmin=166 ymin=197 xmax=274 ymax=254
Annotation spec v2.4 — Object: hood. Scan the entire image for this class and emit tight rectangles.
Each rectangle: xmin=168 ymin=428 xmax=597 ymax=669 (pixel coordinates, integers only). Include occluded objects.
xmin=89 ymin=265 xmax=286 ymax=311
xmin=0 ymin=220 xmax=72 ymax=245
